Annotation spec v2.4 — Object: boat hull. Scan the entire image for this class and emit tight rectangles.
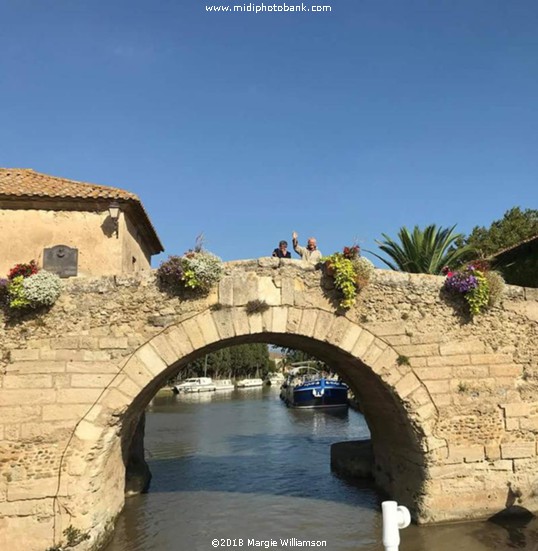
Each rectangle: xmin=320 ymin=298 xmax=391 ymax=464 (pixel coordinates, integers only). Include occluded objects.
xmin=282 ymin=378 xmax=348 ymax=409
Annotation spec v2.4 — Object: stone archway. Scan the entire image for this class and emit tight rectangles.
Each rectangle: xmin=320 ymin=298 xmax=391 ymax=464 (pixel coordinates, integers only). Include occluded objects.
xmin=58 ymin=305 xmax=438 ymax=548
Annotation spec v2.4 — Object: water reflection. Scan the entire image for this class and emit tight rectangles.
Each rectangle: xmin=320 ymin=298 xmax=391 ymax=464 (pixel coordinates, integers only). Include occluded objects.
xmin=107 ymin=387 xmax=538 ymax=551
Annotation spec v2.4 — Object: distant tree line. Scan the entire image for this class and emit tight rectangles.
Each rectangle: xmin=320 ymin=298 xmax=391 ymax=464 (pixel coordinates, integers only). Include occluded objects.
xmin=174 ymin=343 xmax=274 ymax=381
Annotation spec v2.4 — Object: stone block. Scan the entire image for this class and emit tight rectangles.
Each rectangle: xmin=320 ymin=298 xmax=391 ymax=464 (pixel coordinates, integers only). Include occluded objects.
xmin=297 ymin=309 xmax=318 ymax=337
xmin=247 ymin=312 xmax=263 ymax=334
xmin=134 ymin=345 xmax=167 ymax=377
xmin=395 ymin=343 xmax=440 ymax=357
xmin=433 ymin=393 xmax=452 ymax=407
xmin=502 ymin=403 xmax=533 ymax=417
xmin=452 ymin=365 xmax=489 ymax=378
xmin=501 ymin=442 xmax=535 ymax=459
xmin=286 ymin=308 xmax=302 ymax=333
xmin=257 ymin=276 xmax=281 ymax=306
xmin=57 ymin=388 xmax=102 ymax=404
xmin=0 ymin=389 xmax=56 ymax=406
xmin=385 ymin=335 xmax=411 ymax=346
xmin=362 ymin=342 xmax=386 ymax=366
xmin=439 ymin=340 xmax=485 ymax=356
xmin=447 ymin=445 xmax=485 ymax=463
xmin=42 ymin=404 xmax=90 ymax=421
xmin=311 ymin=310 xmax=334 ymax=342
xmin=66 ymin=361 xmax=119 ymax=373
xmin=231 ymin=308 xmax=250 ymax=337
xmin=210 ymin=309 xmax=236 ymax=341
xmin=505 ymin=418 xmax=519 ymax=431
xmin=75 ymin=420 xmax=103 ymax=441
xmin=427 ymin=355 xmax=470 ymax=367
xmin=0 ymin=406 xmax=41 ymax=423
xmin=7 ymin=361 xmax=66 ymax=374
xmin=350 ymin=329 xmax=375 ymax=358
xmin=53 ymin=337 xmax=80 ymax=349
xmin=371 ymin=347 xmax=398 ymax=374
xmin=489 ymin=364 xmax=522 ymax=377
xmin=3 ymin=374 xmax=53 ymax=389
xmin=364 ymin=321 xmax=407 ymax=337
xmin=71 ymin=374 xmax=116 ymax=388
xmin=339 ymin=324 xmax=363 ymax=353
xmin=470 ymin=353 xmax=513 ymax=365
xmin=218 ymin=276 xmax=234 ymax=306
xmin=9 ymin=349 xmax=40 ymax=362
xmin=413 ymin=367 xmax=451 ymax=380
xmin=99 ymin=337 xmax=128 ymax=349
xmin=271 ymin=307 xmax=288 ymax=334
xmin=395 ymin=372 xmax=421 ymax=398
xmin=520 ymin=417 xmax=538 ymax=431
xmin=281 ymin=277 xmax=294 ymax=305
xmin=165 ymin=325 xmax=195 ymax=358
xmin=485 ymin=444 xmax=501 ymax=461
xmin=232 ymin=273 xmax=258 ymax=305
xmin=7 ymin=478 xmax=58 ymax=501
xmin=149 ymin=334 xmax=180 ymax=365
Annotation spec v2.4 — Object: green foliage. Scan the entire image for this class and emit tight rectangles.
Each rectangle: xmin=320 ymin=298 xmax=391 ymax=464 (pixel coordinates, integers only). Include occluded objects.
xmin=370 ymin=224 xmax=474 ymax=274
xmin=464 ymin=207 xmax=538 ymax=257
xmin=7 ymin=276 xmax=31 ymax=310
xmin=397 ymin=355 xmax=410 ymax=366
xmin=245 ymin=300 xmax=270 ymax=315
xmin=323 ymin=251 xmax=374 ymax=309
xmin=176 ymin=343 xmax=272 ymax=381
xmin=465 ymin=270 xmax=490 ymax=315
xmin=63 ymin=525 xmax=90 ymax=547
xmin=484 ymin=271 xmax=505 ymax=307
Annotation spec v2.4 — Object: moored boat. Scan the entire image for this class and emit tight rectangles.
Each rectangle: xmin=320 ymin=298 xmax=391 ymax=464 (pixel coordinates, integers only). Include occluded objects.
xmin=214 ymin=379 xmax=235 ymax=391
xmin=172 ymin=377 xmax=216 ymax=394
xmin=280 ymin=367 xmax=348 ymax=409
xmin=235 ymin=378 xmax=264 ymax=388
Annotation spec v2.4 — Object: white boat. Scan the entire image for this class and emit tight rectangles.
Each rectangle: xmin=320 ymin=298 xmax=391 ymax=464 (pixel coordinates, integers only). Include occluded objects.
xmin=214 ymin=379 xmax=235 ymax=391
xmin=172 ymin=377 xmax=216 ymax=394
xmin=265 ymin=372 xmax=285 ymax=386
xmin=235 ymin=378 xmax=264 ymax=388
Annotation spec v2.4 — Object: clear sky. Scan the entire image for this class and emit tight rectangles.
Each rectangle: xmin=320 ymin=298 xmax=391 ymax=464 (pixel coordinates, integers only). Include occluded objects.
xmin=1 ymin=0 xmax=537 ymax=266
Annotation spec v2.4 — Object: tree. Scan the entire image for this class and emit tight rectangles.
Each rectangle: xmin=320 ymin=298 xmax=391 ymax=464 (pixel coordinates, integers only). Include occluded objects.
xmin=369 ymin=224 xmax=474 ymax=274
xmin=463 ymin=207 xmax=538 ymax=257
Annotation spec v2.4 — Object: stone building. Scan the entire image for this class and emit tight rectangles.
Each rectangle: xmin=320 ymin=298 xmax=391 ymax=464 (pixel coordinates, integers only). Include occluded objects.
xmin=0 ymin=168 xmax=163 ymax=277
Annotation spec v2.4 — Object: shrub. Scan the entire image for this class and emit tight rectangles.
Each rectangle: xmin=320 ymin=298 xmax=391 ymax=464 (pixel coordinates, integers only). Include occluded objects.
xmin=7 ymin=276 xmax=31 ymax=310
xmin=443 ymin=264 xmax=504 ymax=316
xmin=157 ymin=248 xmax=223 ymax=295
xmin=323 ymin=245 xmax=375 ymax=309
xmin=23 ymin=271 xmax=63 ymax=306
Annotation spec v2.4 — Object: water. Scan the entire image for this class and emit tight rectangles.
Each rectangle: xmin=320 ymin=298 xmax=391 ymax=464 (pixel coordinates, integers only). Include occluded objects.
xmin=104 ymin=387 xmax=538 ymax=551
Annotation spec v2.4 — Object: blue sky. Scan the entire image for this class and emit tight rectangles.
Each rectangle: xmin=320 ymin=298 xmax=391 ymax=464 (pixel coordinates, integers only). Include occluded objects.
xmin=1 ymin=0 xmax=537 ymax=265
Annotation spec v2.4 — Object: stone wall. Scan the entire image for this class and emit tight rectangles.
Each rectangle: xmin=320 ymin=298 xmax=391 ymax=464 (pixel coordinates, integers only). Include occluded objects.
xmin=0 ymin=258 xmax=537 ymax=550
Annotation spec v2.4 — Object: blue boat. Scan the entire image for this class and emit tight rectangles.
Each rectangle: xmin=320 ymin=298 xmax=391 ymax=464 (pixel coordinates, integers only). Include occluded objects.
xmin=280 ymin=366 xmax=349 ymax=409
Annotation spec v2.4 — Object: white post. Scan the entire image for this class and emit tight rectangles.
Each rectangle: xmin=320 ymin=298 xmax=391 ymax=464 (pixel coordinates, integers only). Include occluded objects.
xmin=382 ymin=501 xmax=411 ymax=551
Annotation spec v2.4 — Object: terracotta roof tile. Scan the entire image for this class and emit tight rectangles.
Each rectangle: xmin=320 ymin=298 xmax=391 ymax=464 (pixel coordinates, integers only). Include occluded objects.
xmin=0 ymin=168 xmax=139 ymax=201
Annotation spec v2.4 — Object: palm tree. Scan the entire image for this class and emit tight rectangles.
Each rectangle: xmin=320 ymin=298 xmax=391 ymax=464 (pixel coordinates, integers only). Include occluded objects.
xmin=369 ymin=224 xmax=474 ymax=274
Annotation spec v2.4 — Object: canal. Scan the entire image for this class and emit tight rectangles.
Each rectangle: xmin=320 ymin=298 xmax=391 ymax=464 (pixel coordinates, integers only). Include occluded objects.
xmin=104 ymin=387 xmax=538 ymax=551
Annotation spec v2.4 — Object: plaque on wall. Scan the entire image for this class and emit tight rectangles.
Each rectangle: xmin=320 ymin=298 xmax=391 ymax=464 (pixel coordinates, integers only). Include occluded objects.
xmin=43 ymin=245 xmax=78 ymax=278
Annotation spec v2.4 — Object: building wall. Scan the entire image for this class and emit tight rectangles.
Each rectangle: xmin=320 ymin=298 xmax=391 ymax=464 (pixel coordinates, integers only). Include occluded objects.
xmin=0 ymin=208 xmax=151 ymax=277
xmin=120 ymin=212 xmax=152 ymax=274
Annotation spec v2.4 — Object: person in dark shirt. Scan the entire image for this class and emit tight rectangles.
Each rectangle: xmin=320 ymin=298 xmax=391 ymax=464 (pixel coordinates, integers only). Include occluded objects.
xmin=272 ymin=240 xmax=291 ymax=258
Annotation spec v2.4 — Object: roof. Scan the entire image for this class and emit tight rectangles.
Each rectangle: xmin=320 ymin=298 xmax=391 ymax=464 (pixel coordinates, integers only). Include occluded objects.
xmin=488 ymin=234 xmax=538 ymax=261
xmin=0 ymin=168 xmax=164 ymax=254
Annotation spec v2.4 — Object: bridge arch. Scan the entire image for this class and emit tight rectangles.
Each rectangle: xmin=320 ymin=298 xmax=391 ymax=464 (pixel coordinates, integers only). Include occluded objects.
xmin=59 ymin=304 xmax=438 ymax=546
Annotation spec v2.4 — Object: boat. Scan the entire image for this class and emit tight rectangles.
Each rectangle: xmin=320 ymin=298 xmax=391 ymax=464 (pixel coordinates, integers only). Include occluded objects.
xmin=172 ymin=377 xmax=216 ymax=394
xmin=235 ymin=378 xmax=264 ymax=388
xmin=280 ymin=366 xmax=348 ymax=409
xmin=265 ymin=372 xmax=285 ymax=386
xmin=214 ymin=379 xmax=235 ymax=391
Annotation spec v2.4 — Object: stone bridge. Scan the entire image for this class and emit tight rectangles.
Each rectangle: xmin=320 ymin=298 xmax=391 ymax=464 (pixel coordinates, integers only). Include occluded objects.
xmin=1 ymin=259 xmax=537 ymax=551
